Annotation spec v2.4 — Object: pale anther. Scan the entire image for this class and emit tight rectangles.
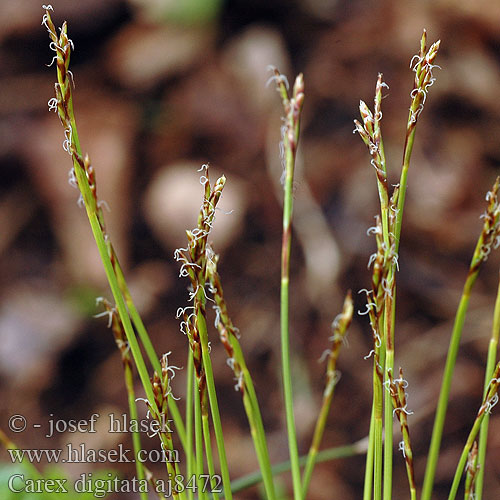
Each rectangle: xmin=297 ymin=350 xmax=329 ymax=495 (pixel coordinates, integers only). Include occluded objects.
xmin=318 ymin=349 xmax=332 ymax=363
xmin=398 ymin=440 xmax=406 ymax=458
xmin=97 ymin=200 xmax=111 ymax=212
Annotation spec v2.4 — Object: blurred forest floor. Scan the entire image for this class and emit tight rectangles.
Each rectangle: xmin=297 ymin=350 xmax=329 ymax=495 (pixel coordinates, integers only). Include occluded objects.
xmin=1 ymin=0 xmax=500 ymax=498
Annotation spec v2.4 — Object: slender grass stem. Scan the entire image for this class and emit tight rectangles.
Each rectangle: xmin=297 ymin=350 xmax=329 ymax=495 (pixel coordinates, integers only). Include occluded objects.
xmin=42 ymin=8 xmax=183 ymax=441
xmin=208 ymin=264 xmax=276 ymax=500
xmin=185 ymin=350 xmax=196 ymax=500
xmin=159 ymin=427 xmax=188 ymax=500
xmin=227 ymin=441 xmax=364 ymax=496
xmin=421 ymin=279 xmax=474 ymax=500
xmin=387 ymin=368 xmax=417 ymax=500
xmin=394 ymin=143 xmax=412 ymax=252
xmin=113 ymin=261 xmax=187 ymax=451
xmin=381 ymin=36 xmax=440 ymax=497
xmin=301 ymin=292 xmax=353 ymax=497
xmin=232 ymin=341 xmax=277 ymax=500
xmin=474 ymin=271 xmax=500 ymax=500
xmin=196 ymin=308 xmax=232 ymax=500
xmin=423 ymin=269 xmax=489 ymax=498
xmin=363 ymin=409 xmax=375 ymax=500
xmin=423 ymin=178 xmax=500 ymax=500
xmin=355 ymin=38 xmax=440 ymax=498
xmin=373 ymin=360 xmax=384 ymax=500
xmin=123 ymin=340 xmax=147 ymax=500
xmin=173 ymin=170 xmax=230 ymax=499
xmin=194 ymin=376 xmax=207 ymax=500
xmin=300 ymin=389 xmax=335 ymax=495
xmin=96 ymin=298 xmax=147 ymax=500
xmin=201 ymin=408 xmax=219 ymax=500
xmin=88 ymin=212 xmax=156 ymax=405
xmin=375 ymin=306 xmax=387 ymax=500
xmin=114 ymin=264 xmax=161 ymax=373
xmin=281 ymin=159 xmax=302 ymax=500
xmin=358 ymin=76 xmax=396 ymax=500
xmin=149 ymin=356 xmax=187 ymax=500
xmin=464 ymin=442 xmax=479 ymax=500
xmin=383 ymin=349 xmax=394 ymax=500
xmin=271 ymin=69 xmax=304 ymax=500
xmin=447 ymin=362 xmax=500 ymax=500
xmin=383 ymin=289 xmax=396 ymax=500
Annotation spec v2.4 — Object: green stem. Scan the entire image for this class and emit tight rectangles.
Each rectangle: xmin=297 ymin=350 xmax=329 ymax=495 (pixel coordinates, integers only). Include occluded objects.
xmin=394 ymin=135 xmax=414 ymax=252
xmin=197 ymin=309 xmax=232 ymax=500
xmin=403 ymin=428 xmax=417 ymax=500
xmin=301 ymin=292 xmax=352 ymax=497
xmin=227 ymin=442 xmax=363 ymax=496
xmin=281 ymin=112 xmax=302 ymax=500
xmin=383 ymin=289 xmax=396 ymax=500
xmin=373 ymin=363 xmax=384 ymax=500
xmin=363 ymin=408 xmax=375 ymax=500
xmin=88 ymin=211 xmax=156 ymax=407
xmin=123 ymin=358 xmax=148 ymax=500
xmin=54 ymin=54 xmax=155 ymax=409
xmin=421 ymin=273 xmax=478 ymax=500
xmin=202 ymin=410 xmax=220 ymax=500
xmin=194 ymin=377 xmax=207 ymax=500
xmin=47 ymin=10 xmax=187 ymax=455
xmin=447 ymin=399 xmax=495 ymax=500
xmin=273 ymin=71 xmax=304 ymax=500
xmin=115 ymin=263 xmax=161 ymax=374
xmin=301 ymin=382 xmax=335 ymax=496
xmin=208 ymin=266 xmax=275 ymax=500
xmin=383 ymin=348 xmax=394 ymax=500
xmin=464 ymin=443 xmax=478 ymax=500
xmin=113 ymin=261 xmax=187 ymax=452
xmin=158 ymin=428 xmax=187 ymax=500
xmin=231 ymin=341 xmax=276 ymax=500
xmin=475 ymin=271 xmax=500 ymax=500
xmin=185 ymin=350 xmax=195 ymax=500
xmin=422 ymin=177 xmax=500 ymax=500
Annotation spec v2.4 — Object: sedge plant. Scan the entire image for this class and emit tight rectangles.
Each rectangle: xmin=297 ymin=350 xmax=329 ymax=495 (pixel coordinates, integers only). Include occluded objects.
xmin=37 ymin=8 xmax=500 ymax=500
xmin=2 ymin=6 xmax=500 ymax=500
xmin=354 ymin=30 xmax=500 ymax=500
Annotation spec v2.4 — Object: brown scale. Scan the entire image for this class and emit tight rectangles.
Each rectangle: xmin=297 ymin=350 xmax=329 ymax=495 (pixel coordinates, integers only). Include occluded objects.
xmin=211 ymin=277 xmax=244 ymax=392
xmin=469 ymin=177 xmax=500 ymax=276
